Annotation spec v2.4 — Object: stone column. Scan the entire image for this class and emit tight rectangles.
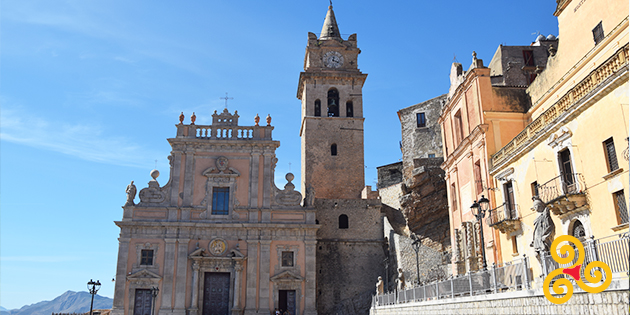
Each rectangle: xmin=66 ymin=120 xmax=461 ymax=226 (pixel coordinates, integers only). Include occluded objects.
xmin=188 ymin=262 xmax=200 ymax=315
xmin=244 ymin=240 xmax=259 ymax=315
xmin=182 ymin=151 xmax=195 ymax=207
xmin=232 ymin=262 xmax=244 ymax=312
xmin=173 ymin=239 xmax=189 ymax=315
xmin=258 ymin=240 xmax=272 ymax=311
xmin=160 ymin=238 xmax=177 ymax=314
xmin=262 ymin=152 xmax=274 ymax=208
xmin=304 ymin=240 xmax=318 ymax=315
xmin=249 ymin=149 xmax=261 ymax=209
xmin=111 ymin=237 xmax=131 ymax=315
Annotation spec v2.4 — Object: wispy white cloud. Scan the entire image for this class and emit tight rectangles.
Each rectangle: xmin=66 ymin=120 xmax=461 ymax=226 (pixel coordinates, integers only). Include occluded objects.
xmin=0 ymin=106 xmax=159 ymax=168
xmin=0 ymin=255 xmax=84 ymax=263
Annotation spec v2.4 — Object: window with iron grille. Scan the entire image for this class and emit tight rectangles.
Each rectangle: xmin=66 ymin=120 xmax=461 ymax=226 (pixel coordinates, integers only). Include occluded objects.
xmin=416 ymin=112 xmax=426 ymax=128
xmin=603 ymin=137 xmax=619 ymax=172
xmin=281 ymin=251 xmax=294 ymax=267
xmin=212 ymin=187 xmax=230 ymax=215
xmin=614 ymin=190 xmax=628 ymax=224
xmin=140 ymin=249 xmax=154 ymax=265
xmin=593 ymin=21 xmax=604 ymax=45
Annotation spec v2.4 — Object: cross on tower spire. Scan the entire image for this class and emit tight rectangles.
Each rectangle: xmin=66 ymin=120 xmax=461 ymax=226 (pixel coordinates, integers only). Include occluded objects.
xmin=220 ymin=92 xmax=234 ymax=109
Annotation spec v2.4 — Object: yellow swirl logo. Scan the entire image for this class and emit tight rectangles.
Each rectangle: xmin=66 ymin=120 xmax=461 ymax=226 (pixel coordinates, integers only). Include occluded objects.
xmin=543 ymin=235 xmax=612 ymax=304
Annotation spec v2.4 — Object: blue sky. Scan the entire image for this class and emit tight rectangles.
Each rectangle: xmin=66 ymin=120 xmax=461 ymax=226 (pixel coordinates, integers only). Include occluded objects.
xmin=0 ymin=0 xmax=559 ymax=309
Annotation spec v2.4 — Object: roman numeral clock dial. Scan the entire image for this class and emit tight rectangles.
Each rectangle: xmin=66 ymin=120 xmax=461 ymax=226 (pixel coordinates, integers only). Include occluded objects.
xmin=324 ymin=51 xmax=344 ymax=68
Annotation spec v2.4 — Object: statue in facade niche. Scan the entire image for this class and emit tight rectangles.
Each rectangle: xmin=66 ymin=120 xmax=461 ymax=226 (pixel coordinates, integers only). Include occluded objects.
xmin=125 ymin=181 xmax=136 ymax=206
xmin=396 ymin=268 xmax=405 ymax=291
xmin=530 ymin=195 xmax=555 ymax=257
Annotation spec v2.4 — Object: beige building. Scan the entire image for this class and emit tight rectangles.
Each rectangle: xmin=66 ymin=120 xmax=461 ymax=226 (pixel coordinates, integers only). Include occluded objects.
xmin=488 ymin=0 xmax=629 ymax=281
xmin=112 ymin=109 xmax=319 ymax=315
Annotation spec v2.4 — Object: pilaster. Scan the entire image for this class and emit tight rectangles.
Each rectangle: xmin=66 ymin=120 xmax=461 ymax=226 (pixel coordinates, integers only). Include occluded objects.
xmin=304 ymin=240 xmax=318 ymax=315
xmin=258 ymin=239 xmax=272 ymax=310
xmin=244 ymin=239 xmax=259 ymax=314
xmin=159 ymin=238 xmax=177 ymax=314
xmin=182 ymin=151 xmax=195 ymax=207
xmin=173 ymin=239 xmax=190 ymax=314
xmin=111 ymin=237 xmax=130 ymax=315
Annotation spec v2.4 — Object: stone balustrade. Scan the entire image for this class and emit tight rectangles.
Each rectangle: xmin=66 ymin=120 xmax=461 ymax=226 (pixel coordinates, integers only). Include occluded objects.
xmin=490 ymin=44 xmax=629 ymax=171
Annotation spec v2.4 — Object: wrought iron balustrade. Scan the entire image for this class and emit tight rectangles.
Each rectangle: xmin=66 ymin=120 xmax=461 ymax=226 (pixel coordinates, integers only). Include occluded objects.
xmin=537 ymin=173 xmax=586 ymax=204
xmin=487 ymin=204 xmax=520 ymax=226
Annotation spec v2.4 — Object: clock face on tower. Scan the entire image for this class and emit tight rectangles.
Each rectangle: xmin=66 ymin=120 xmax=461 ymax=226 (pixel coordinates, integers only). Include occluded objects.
xmin=323 ymin=51 xmax=344 ymax=68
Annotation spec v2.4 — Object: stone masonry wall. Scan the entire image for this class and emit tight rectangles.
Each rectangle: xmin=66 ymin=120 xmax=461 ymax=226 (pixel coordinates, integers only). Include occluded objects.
xmin=377 ymin=162 xmax=403 ymax=190
xmin=371 ymin=289 xmax=629 ymax=315
xmin=398 ymin=94 xmax=447 ymax=179
xmin=315 ymin=198 xmax=386 ymax=315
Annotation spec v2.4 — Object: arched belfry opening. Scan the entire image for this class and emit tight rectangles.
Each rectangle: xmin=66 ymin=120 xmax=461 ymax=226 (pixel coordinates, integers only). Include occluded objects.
xmin=327 ymin=88 xmax=339 ymax=117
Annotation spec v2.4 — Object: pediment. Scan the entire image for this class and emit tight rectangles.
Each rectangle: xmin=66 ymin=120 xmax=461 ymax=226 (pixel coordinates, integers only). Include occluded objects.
xmin=189 ymin=247 xmax=206 ymax=257
xmin=230 ymin=248 xmax=245 ymax=258
xmin=270 ymin=270 xmax=303 ymax=282
xmin=202 ymin=167 xmax=240 ymax=177
xmin=127 ymin=269 xmax=161 ymax=280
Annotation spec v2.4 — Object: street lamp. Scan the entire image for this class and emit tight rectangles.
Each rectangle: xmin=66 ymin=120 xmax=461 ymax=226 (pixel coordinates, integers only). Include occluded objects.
xmin=151 ymin=287 xmax=159 ymax=315
xmin=87 ymin=279 xmax=101 ymax=315
xmin=411 ymin=235 xmax=421 ymax=285
xmin=471 ymin=195 xmax=490 ymax=271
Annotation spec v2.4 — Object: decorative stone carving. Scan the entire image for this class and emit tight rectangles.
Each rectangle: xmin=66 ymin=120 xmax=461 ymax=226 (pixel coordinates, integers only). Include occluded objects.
xmin=125 ymin=181 xmax=136 ymax=206
xmin=303 ymin=184 xmax=315 ymax=207
xmin=200 ymin=158 xmax=240 ymax=218
xmin=266 ymin=114 xmax=272 ymax=126
xmin=274 ymin=173 xmax=303 ymax=206
xmin=209 ymin=238 xmax=228 ymax=256
xmin=138 ymin=170 xmax=167 ymax=204
xmin=255 ymin=114 xmax=260 ymax=126
xmin=212 ymin=108 xmax=239 ymax=126
xmin=179 ymin=112 xmax=184 ymax=124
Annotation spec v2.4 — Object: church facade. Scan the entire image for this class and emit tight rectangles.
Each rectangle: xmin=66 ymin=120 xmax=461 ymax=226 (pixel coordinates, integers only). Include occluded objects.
xmin=111 ymin=4 xmax=385 ymax=315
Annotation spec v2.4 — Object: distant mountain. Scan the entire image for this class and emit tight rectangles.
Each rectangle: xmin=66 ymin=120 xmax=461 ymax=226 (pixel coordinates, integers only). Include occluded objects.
xmin=0 ymin=308 xmax=8 ymax=312
xmin=0 ymin=291 xmax=112 ymax=315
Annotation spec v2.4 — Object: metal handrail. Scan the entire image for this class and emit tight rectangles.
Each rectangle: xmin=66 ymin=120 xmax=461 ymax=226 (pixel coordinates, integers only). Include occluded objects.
xmin=537 ymin=173 xmax=586 ymax=204
xmin=486 ymin=203 xmax=520 ymax=227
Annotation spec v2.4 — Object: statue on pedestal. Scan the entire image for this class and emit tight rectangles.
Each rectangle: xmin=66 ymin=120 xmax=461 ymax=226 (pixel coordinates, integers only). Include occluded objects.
xmin=125 ymin=181 xmax=136 ymax=206
xmin=530 ymin=195 xmax=555 ymax=271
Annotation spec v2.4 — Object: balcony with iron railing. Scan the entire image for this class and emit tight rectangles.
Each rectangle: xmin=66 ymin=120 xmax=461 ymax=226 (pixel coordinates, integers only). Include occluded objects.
xmin=537 ymin=173 xmax=588 ymax=217
xmin=486 ymin=203 xmax=521 ymax=234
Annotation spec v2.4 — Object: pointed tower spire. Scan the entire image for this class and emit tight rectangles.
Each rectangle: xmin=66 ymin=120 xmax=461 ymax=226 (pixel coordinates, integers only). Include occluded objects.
xmin=319 ymin=2 xmax=341 ymax=40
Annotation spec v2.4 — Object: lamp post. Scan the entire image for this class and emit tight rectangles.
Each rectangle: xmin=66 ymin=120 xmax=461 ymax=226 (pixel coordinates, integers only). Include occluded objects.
xmin=411 ymin=235 xmax=421 ymax=285
xmin=87 ymin=279 xmax=101 ymax=315
xmin=151 ymin=286 xmax=159 ymax=315
xmin=471 ymin=195 xmax=490 ymax=271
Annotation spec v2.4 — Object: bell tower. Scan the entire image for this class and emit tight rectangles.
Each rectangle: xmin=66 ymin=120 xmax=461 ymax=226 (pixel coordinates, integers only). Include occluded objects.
xmin=297 ymin=3 xmax=367 ymax=199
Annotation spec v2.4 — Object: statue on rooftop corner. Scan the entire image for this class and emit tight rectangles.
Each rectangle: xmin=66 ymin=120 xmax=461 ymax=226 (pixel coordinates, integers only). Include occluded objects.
xmin=530 ymin=195 xmax=555 ymax=261
xmin=125 ymin=181 xmax=136 ymax=206
xmin=303 ymin=185 xmax=315 ymax=207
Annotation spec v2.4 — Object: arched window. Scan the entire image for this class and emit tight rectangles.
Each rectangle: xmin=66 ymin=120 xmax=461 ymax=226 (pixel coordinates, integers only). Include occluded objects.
xmin=314 ymin=100 xmax=321 ymax=117
xmin=571 ymin=220 xmax=586 ymax=240
xmin=339 ymin=214 xmax=348 ymax=229
xmin=331 ymin=143 xmax=337 ymax=156
xmin=327 ymin=89 xmax=339 ymax=117
xmin=346 ymin=101 xmax=354 ymax=117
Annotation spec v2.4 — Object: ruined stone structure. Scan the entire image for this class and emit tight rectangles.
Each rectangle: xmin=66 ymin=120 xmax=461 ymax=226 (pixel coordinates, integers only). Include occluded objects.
xmin=376 ymin=91 xmax=451 ymax=287
xmin=297 ymin=5 xmax=386 ymax=314
xmin=112 ymin=109 xmax=319 ymax=315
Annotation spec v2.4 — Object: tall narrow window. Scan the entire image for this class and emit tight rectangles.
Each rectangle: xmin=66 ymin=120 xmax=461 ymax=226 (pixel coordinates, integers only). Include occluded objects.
xmin=603 ymin=137 xmax=619 ymax=172
xmin=474 ymin=160 xmax=482 ymax=194
xmin=593 ymin=21 xmax=604 ymax=45
xmin=331 ymin=143 xmax=337 ymax=156
xmin=314 ymin=100 xmax=321 ymax=117
xmin=338 ymin=214 xmax=349 ymax=229
xmin=416 ymin=113 xmax=426 ymax=128
xmin=531 ymin=181 xmax=539 ymax=197
xmin=327 ymin=89 xmax=339 ymax=117
xmin=454 ymin=110 xmax=464 ymax=144
xmin=522 ymin=50 xmax=535 ymax=67
xmin=140 ymin=249 xmax=154 ymax=265
xmin=450 ymin=183 xmax=458 ymax=212
xmin=346 ymin=101 xmax=354 ymax=117
xmin=504 ymin=182 xmax=515 ymax=219
xmin=511 ymin=236 xmax=518 ymax=254
xmin=212 ymin=187 xmax=230 ymax=215
xmin=559 ymin=149 xmax=575 ymax=191
xmin=614 ymin=190 xmax=628 ymax=224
